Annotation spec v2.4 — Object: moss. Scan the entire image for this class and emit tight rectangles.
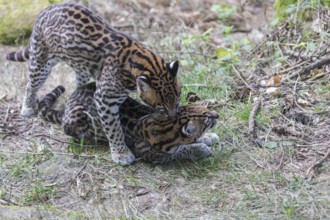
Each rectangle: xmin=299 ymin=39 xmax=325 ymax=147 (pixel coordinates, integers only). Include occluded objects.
xmin=0 ymin=0 xmax=62 ymax=45
xmin=274 ymin=0 xmax=330 ymax=20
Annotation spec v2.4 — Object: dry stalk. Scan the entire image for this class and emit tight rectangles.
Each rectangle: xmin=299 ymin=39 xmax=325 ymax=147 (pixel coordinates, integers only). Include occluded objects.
xmin=248 ymin=100 xmax=262 ymax=135
xmin=232 ymin=65 xmax=253 ymax=90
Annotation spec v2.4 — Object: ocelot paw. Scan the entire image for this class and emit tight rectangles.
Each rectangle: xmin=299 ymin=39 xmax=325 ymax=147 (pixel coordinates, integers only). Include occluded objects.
xmin=111 ymin=148 xmax=135 ymax=165
xmin=196 ymin=143 xmax=212 ymax=158
xmin=21 ymin=105 xmax=37 ymax=117
xmin=197 ymin=133 xmax=220 ymax=146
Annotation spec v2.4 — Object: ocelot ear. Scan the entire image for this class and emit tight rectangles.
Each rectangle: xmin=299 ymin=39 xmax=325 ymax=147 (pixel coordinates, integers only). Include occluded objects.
xmin=182 ymin=121 xmax=196 ymax=136
xmin=137 ymin=76 xmax=151 ymax=93
xmin=167 ymin=60 xmax=179 ymax=78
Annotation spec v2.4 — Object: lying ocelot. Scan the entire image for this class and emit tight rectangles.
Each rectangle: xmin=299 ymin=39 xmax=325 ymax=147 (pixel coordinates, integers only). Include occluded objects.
xmin=38 ymin=82 xmax=219 ymax=164
xmin=6 ymin=3 xmax=181 ymax=165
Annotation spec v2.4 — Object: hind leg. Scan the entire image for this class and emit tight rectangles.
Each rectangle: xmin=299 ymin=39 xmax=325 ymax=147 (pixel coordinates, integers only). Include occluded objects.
xmin=21 ymin=58 xmax=57 ymax=116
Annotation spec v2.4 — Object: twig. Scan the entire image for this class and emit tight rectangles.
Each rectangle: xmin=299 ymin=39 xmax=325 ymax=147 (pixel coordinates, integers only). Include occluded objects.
xmin=241 ymin=147 xmax=265 ymax=168
xmin=248 ymin=100 xmax=262 ymax=135
xmin=0 ymin=149 xmax=99 ymax=158
xmin=33 ymin=134 xmax=106 ymax=148
xmin=73 ymin=161 xmax=88 ymax=180
xmin=308 ymin=72 xmax=328 ymax=81
xmin=284 ymin=55 xmax=330 ymax=81
xmin=33 ymin=134 xmax=80 ymax=145
xmin=307 ymin=148 xmax=330 ymax=176
xmin=18 ymin=121 xmax=34 ymax=134
xmin=232 ymin=65 xmax=253 ymax=90
xmin=277 ymin=61 xmax=308 ymax=74
xmin=0 ymin=198 xmax=19 ymax=206
xmin=302 ymin=56 xmax=330 ymax=73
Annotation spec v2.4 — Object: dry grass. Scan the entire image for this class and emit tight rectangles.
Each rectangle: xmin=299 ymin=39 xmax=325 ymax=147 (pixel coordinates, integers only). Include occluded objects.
xmin=0 ymin=0 xmax=329 ymax=219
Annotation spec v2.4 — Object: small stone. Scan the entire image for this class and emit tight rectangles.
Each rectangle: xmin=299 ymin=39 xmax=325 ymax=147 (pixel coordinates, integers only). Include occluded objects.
xmin=297 ymin=98 xmax=310 ymax=106
xmin=266 ymin=87 xmax=282 ymax=97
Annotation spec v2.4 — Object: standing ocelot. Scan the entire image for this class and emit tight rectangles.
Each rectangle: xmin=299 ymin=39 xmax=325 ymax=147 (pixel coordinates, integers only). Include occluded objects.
xmin=6 ymin=3 xmax=181 ymax=165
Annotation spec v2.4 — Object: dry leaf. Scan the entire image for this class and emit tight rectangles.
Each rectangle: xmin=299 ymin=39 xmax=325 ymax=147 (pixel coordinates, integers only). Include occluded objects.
xmin=265 ymin=75 xmax=282 ymax=87
xmin=273 ymin=75 xmax=281 ymax=85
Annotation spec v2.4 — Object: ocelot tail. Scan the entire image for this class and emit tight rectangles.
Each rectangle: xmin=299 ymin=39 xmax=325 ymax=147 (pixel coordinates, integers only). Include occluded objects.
xmin=6 ymin=3 xmax=181 ymax=165
xmin=39 ymin=82 xmax=219 ymax=164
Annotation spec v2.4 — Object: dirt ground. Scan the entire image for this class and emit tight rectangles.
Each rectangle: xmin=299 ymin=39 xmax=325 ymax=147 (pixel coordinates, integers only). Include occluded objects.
xmin=0 ymin=0 xmax=329 ymax=219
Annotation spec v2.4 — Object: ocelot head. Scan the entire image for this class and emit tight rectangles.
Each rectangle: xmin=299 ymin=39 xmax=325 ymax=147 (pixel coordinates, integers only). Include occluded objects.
xmin=138 ymin=104 xmax=218 ymax=153
xmin=136 ymin=60 xmax=181 ymax=116
xmin=178 ymin=105 xmax=218 ymax=138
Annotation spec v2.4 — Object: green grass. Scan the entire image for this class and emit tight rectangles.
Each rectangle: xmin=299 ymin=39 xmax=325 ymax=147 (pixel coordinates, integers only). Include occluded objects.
xmin=23 ymin=181 xmax=55 ymax=203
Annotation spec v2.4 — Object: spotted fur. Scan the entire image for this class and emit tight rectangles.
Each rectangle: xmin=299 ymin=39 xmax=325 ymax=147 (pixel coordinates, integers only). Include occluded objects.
xmin=39 ymin=83 xmax=219 ymax=164
xmin=6 ymin=3 xmax=181 ymax=165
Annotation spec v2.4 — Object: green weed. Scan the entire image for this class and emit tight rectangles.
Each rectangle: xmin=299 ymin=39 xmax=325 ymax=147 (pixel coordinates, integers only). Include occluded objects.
xmin=8 ymin=162 xmax=29 ymax=177
xmin=67 ymin=137 xmax=85 ymax=155
xmin=283 ymin=202 xmax=298 ymax=219
xmin=23 ymin=181 xmax=55 ymax=203
xmin=211 ymin=4 xmax=237 ymax=21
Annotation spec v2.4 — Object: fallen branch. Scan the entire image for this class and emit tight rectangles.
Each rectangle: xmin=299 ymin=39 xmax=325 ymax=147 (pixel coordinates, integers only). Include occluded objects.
xmin=248 ymin=100 xmax=262 ymax=135
xmin=307 ymin=148 xmax=330 ymax=176
xmin=284 ymin=55 xmax=330 ymax=81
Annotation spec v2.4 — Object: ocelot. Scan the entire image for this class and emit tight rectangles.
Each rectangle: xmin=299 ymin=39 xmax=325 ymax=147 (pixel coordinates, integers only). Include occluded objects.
xmin=6 ymin=3 xmax=181 ymax=165
xmin=38 ymin=82 xmax=219 ymax=164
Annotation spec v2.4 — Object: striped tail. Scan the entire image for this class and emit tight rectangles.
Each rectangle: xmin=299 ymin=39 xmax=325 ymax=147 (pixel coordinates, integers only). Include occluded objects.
xmin=6 ymin=47 xmax=29 ymax=62
xmin=38 ymin=86 xmax=66 ymax=124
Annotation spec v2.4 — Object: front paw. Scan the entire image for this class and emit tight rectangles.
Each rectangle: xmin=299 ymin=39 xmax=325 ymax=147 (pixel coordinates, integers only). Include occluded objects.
xmin=198 ymin=133 xmax=220 ymax=146
xmin=21 ymin=105 xmax=37 ymax=117
xmin=111 ymin=148 xmax=135 ymax=165
xmin=197 ymin=143 xmax=212 ymax=158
